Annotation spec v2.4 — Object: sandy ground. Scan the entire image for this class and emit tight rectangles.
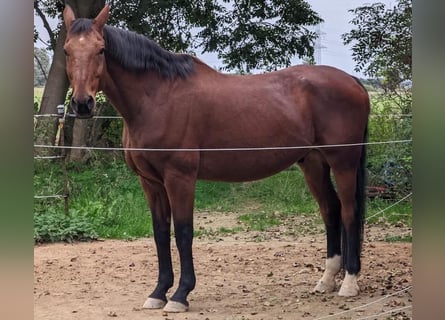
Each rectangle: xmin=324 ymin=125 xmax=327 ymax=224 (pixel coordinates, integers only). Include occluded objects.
xmin=34 ymin=212 xmax=412 ymax=320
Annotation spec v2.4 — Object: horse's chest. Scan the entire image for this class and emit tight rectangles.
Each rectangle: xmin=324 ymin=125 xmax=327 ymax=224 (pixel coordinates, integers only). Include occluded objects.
xmin=124 ymin=150 xmax=163 ymax=182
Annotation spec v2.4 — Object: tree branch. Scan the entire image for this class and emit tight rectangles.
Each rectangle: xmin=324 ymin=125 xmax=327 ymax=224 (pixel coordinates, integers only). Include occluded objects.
xmin=34 ymin=0 xmax=56 ymax=50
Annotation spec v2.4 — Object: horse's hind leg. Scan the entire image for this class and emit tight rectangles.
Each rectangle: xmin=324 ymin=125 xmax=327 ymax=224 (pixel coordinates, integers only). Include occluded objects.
xmin=330 ymin=149 xmax=365 ymax=297
xmin=298 ymin=151 xmax=342 ymax=293
xmin=139 ymin=178 xmax=174 ymax=309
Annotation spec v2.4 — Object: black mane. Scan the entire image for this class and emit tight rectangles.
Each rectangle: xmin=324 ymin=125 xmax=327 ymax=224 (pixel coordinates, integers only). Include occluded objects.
xmin=69 ymin=18 xmax=195 ymax=79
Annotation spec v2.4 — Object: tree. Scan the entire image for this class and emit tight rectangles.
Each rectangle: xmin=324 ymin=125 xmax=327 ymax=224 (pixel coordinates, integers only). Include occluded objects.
xmin=342 ymin=0 xmax=412 ymax=92
xmin=342 ymin=0 xmax=412 ymax=197
xmin=34 ymin=0 xmax=322 ymax=161
xmin=107 ymin=0 xmax=322 ymax=72
xmin=198 ymin=0 xmax=322 ymax=72
xmin=34 ymin=47 xmax=50 ymax=87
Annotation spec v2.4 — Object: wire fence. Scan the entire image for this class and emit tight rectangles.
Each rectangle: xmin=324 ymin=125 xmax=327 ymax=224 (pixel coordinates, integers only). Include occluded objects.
xmin=314 ymin=285 xmax=413 ymax=320
xmin=33 ymin=134 xmax=413 ymax=237
xmin=34 ymin=139 xmax=412 ymax=153
xmin=33 ymin=112 xmax=412 ymax=218
xmin=34 ymin=113 xmax=412 ymax=120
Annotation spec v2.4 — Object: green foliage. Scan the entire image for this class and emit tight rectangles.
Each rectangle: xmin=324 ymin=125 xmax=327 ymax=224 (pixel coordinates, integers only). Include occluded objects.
xmin=34 ymin=210 xmax=98 ymax=243
xmin=94 ymin=98 xmax=124 ymax=148
xmin=196 ymin=0 xmax=323 ymax=72
xmin=367 ymin=94 xmax=412 ymax=197
xmin=342 ymin=0 xmax=412 ymax=90
xmin=36 ymin=0 xmax=321 ymax=74
xmin=343 ymin=0 xmax=412 ymax=197
xmin=34 ymin=160 xmax=152 ymax=241
xmin=34 ymin=47 xmax=50 ymax=86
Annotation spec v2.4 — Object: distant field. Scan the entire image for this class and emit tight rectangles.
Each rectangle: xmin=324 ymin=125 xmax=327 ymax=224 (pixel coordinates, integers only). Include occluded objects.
xmin=34 ymin=87 xmax=44 ymax=99
xmin=34 ymin=87 xmax=44 ymax=112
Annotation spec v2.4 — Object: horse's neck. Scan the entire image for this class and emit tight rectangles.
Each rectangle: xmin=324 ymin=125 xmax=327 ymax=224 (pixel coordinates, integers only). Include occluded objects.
xmin=99 ymin=59 xmax=166 ymax=123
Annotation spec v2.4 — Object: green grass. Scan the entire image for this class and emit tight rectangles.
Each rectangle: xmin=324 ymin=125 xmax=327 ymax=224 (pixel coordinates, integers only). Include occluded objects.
xmin=195 ymin=166 xmax=317 ymax=214
xmin=34 ymin=159 xmax=412 ymax=243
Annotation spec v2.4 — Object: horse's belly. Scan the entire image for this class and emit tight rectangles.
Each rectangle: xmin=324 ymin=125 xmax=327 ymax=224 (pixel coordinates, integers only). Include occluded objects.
xmin=197 ymin=149 xmax=307 ymax=182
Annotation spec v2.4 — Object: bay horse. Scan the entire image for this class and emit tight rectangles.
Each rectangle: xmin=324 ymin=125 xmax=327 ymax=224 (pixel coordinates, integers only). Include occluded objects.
xmin=63 ymin=5 xmax=369 ymax=313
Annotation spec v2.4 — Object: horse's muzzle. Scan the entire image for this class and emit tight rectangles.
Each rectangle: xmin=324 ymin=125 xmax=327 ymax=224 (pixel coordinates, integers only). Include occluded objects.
xmin=70 ymin=95 xmax=95 ymax=119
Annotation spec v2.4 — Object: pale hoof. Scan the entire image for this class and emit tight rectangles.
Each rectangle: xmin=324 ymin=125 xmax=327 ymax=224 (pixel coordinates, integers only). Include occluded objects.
xmin=313 ymin=280 xmax=336 ymax=293
xmin=142 ymin=297 xmax=166 ymax=309
xmin=338 ymin=272 xmax=360 ymax=297
xmin=163 ymin=300 xmax=189 ymax=313
xmin=338 ymin=282 xmax=360 ymax=297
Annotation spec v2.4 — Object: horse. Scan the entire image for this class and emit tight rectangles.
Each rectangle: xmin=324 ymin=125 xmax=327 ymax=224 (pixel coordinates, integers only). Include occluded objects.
xmin=63 ymin=4 xmax=369 ymax=313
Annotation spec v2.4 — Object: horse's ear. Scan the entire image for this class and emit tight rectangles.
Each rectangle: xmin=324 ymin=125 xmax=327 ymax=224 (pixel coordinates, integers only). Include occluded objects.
xmin=63 ymin=5 xmax=76 ymax=30
xmin=93 ymin=4 xmax=110 ymax=31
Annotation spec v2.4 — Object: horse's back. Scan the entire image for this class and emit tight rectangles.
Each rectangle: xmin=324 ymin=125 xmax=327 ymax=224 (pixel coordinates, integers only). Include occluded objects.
xmin=180 ymin=64 xmax=369 ymax=181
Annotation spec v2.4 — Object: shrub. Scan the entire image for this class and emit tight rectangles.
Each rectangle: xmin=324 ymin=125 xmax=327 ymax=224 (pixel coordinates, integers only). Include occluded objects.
xmin=34 ymin=209 xmax=99 ymax=243
xmin=367 ymin=93 xmax=412 ymax=197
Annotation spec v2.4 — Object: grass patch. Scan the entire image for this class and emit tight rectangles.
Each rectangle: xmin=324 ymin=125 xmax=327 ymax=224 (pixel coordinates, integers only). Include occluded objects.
xmin=34 ymin=159 xmax=412 ymax=243
xmin=196 ymin=167 xmax=318 ymax=215
xmin=239 ymin=211 xmax=281 ymax=231
xmin=365 ymin=197 xmax=412 ymax=226
xmin=385 ymin=234 xmax=412 ymax=243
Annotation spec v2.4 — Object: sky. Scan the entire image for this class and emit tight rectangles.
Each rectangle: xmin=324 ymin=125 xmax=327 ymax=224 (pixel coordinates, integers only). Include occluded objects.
xmin=34 ymin=0 xmax=395 ymax=77
xmin=305 ymin=0 xmax=394 ymax=77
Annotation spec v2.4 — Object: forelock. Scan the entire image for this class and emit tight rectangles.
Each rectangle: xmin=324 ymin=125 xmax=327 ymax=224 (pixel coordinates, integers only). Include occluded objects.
xmin=69 ymin=18 xmax=94 ymax=34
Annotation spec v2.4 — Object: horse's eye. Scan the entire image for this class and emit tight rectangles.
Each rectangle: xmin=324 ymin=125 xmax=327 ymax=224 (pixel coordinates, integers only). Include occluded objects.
xmin=98 ymin=48 xmax=105 ymax=55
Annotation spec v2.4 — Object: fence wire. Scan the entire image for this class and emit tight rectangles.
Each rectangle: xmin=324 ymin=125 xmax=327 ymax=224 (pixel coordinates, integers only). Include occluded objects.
xmin=34 ymin=139 xmax=412 ymax=153
xmin=314 ymin=285 xmax=412 ymax=320
xmin=33 ymin=113 xmax=413 ymax=119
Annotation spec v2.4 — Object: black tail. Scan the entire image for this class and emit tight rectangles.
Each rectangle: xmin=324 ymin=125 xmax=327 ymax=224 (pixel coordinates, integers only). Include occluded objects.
xmin=356 ymin=124 xmax=368 ymax=250
xmin=355 ymin=76 xmax=369 ymax=253
xmin=341 ymin=123 xmax=368 ymax=271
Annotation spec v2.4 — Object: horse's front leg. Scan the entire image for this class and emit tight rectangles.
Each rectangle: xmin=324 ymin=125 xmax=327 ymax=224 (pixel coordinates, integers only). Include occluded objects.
xmin=139 ymin=178 xmax=174 ymax=310
xmin=162 ymin=171 xmax=197 ymax=312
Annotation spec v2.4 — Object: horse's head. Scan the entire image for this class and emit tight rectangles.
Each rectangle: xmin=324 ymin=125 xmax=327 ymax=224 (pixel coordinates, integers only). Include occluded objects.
xmin=63 ymin=5 xmax=110 ymax=118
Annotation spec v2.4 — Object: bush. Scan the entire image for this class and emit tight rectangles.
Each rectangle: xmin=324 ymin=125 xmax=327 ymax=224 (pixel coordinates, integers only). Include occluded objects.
xmin=367 ymin=93 xmax=412 ymax=197
xmin=34 ymin=210 xmax=99 ymax=243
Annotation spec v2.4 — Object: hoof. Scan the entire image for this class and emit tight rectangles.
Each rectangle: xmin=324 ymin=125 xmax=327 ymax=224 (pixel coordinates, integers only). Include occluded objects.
xmin=313 ymin=280 xmax=336 ymax=293
xmin=338 ymin=283 xmax=359 ymax=297
xmin=142 ymin=297 xmax=166 ymax=309
xmin=338 ymin=273 xmax=359 ymax=297
xmin=163 ymin=300 xmax=189 ymax=313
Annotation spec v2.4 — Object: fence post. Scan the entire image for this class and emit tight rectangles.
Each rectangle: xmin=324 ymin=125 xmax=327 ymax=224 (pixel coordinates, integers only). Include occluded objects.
xmin=56 ymin=104 xmax=70 ymax=216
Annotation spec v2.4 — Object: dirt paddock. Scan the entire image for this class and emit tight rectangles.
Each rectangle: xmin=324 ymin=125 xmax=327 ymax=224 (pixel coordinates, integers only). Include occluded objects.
xmin=34 ymin=213 xmax=412 ymax=320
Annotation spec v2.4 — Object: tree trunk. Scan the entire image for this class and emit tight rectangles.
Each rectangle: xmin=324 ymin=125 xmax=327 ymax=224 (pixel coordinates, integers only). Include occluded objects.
xmin=34 ymin=25 xmax=70 ymax=156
